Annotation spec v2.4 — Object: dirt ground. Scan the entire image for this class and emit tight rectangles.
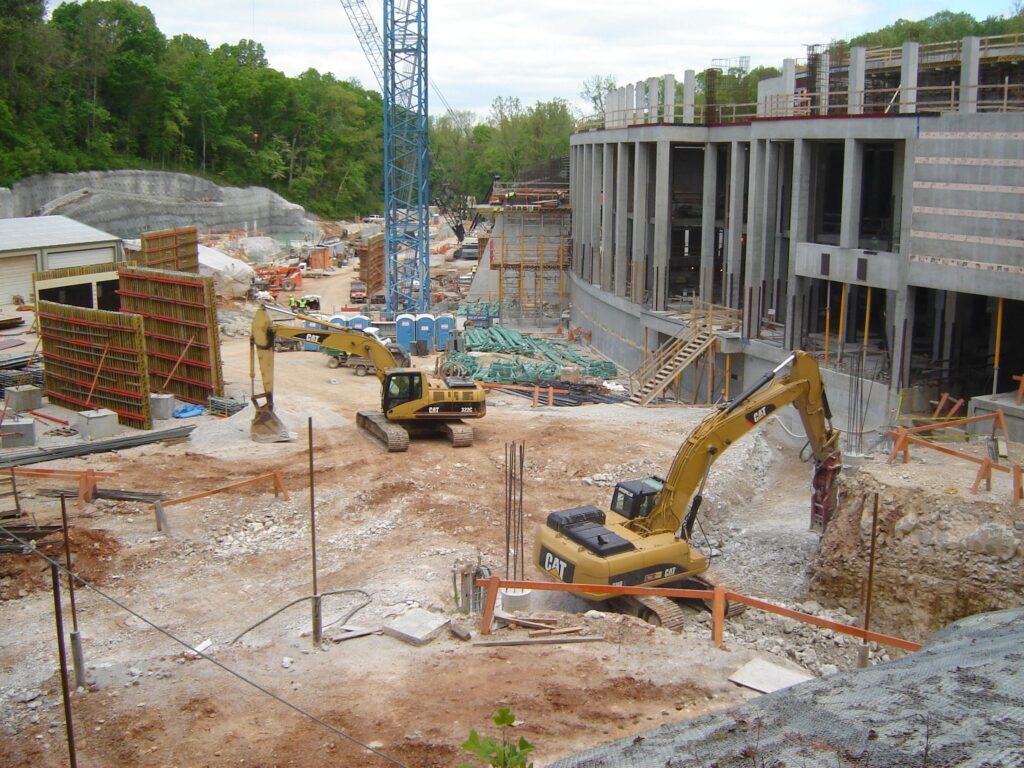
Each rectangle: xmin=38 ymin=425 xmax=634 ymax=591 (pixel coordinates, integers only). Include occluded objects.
xmin=1 ymin=266 xmax=1021 ymax=767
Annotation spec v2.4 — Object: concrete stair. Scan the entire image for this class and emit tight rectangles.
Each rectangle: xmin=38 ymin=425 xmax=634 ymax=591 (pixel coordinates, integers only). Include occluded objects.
xmin=628 ymin=328 xmax=714 ymax=406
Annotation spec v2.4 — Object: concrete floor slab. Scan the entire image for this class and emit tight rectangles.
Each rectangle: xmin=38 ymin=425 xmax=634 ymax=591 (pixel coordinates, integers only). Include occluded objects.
xmin=383 ymin=608 xmax=450 ymax=646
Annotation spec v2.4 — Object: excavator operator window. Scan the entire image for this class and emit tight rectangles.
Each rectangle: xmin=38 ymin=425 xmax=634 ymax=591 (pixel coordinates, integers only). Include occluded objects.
xmin=611 ymin=487 xmax=637 ymax=519
xmin=384 ymin=373 xmax=421 ymax=410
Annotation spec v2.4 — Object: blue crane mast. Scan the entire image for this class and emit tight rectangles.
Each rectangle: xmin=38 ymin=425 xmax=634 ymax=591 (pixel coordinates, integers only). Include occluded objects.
xmin=340 ymin=0 xmax=430 ymax=315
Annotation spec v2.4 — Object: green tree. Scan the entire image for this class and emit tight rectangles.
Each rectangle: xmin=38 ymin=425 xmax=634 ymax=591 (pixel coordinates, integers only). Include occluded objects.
xmin=580 ymin=73 xmax=617 ymax=115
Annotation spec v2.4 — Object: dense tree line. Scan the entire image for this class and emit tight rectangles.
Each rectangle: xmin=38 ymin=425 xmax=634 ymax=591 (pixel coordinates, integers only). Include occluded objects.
xmin=3 ymin=3 xmax=1018 ymax=217
xmin=0 ymin=0 xmax=574 ymax=218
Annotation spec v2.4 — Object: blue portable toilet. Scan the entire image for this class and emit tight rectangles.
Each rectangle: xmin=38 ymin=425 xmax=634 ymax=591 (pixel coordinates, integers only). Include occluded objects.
xmin=414 ymin=313 xmax=435 ymax=354
xmin=302 ymin=320 xmax=320 ymax=351
xmin=435 ymin=314 xmax=455 ymax=351
xmin=349 ymin=315 xmax=370 ymax=332
xmin=328 ymin=315 xmax=349 ymax=328
xmin=395 ymin=313 xmax=416 ymax=353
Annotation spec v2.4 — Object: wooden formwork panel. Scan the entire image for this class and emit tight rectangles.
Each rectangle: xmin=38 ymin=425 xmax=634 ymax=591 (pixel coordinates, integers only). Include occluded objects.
xmin=37 ymin=300 xmax=152 ymax=429
xmin=357 ymin=233 xmax=385 ymax=295
xmin=140 ymin=227 xmax=199 ymax=273
xmin=117 ymin=267 xmax=224 ymax=405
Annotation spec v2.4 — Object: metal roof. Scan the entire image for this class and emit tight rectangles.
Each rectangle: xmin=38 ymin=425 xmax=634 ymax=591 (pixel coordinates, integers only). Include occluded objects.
xmin=0 ymin=216 xmax=119 ymax=253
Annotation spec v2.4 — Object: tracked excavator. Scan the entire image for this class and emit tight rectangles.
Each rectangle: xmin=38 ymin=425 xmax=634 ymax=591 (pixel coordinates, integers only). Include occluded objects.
xmin=249 ymin=305 xmax=486 ymax=450
xmin=533 ymin=351 xmax=842 ymax=629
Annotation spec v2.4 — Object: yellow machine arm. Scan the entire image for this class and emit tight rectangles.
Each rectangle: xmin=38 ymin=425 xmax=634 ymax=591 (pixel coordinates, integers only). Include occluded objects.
xmin=252 ymin=305 xmax=405 ymax=386
xmin=633 ymin=351 xmax=841 ymax=537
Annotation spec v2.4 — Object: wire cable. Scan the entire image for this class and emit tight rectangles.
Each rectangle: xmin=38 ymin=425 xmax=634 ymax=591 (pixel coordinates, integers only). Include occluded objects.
xmin=0 ymin=523 xmax=408 ymax=768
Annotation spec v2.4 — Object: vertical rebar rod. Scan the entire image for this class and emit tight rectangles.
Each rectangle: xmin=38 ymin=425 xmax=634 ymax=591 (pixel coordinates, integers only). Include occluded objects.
xmin=59 ymin=495 xmax=86 ymax=689
xmin=50 ymin=563 xmax=78 ymax=768
xmin=308 ymin=417 xmax=321 ymax=647
xmin=858 ymin=492 xmax=880 ymax=668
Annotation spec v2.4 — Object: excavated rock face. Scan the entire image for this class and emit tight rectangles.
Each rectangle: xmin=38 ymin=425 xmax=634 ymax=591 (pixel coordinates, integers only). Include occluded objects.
xmin=809 ymin=468 xmax=1024 ymax=642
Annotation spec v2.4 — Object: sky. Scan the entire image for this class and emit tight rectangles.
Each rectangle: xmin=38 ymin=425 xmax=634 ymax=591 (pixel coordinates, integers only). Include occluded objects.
xmin=86 ymin=0 xmax=1018 ymax=117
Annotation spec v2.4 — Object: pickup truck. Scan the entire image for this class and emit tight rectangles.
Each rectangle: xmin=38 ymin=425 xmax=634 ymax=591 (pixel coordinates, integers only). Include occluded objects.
xmin=325 ymin=350 xmax=375 ymax=376
xmin=349 ymin=280 xmax=367 ymax=304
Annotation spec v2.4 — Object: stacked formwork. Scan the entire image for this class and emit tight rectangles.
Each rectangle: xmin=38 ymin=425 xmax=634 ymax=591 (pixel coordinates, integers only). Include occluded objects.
xmin=140 ymin=227 xmax=199 ymax=273
xmin=37 ymin=300 xmax=152 ymax=429
xmin=490 ymin=206 xmax=572 ymax=325
xmin=357 ymin=233 xmax=386 ymax=300
xmin=117 ymin=266 xmax=224 ymax=404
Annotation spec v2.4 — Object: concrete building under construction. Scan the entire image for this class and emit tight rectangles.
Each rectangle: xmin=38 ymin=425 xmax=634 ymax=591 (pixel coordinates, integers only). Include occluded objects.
xmin=567 ymin=34 xmax=1024 ymax=439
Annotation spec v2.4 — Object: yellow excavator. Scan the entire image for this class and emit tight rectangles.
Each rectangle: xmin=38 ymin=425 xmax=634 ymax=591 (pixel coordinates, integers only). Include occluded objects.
xmin=533 ymin=350 xmax=842 ymax=628
xmin=250 ymin=305 xmax=486 ymax=450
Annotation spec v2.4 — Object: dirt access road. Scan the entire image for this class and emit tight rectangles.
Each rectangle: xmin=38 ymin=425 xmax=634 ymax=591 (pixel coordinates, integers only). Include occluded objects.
xmin=2 ymin=269 xmax=1021 ymax=767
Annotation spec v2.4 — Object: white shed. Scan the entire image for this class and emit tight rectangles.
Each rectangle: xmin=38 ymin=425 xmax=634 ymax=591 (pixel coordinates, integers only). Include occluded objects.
xmin=0 ymin=215 xmax=122 ymax=304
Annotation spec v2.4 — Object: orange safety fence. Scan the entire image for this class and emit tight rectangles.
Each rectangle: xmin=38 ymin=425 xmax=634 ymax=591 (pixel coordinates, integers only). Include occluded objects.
xmin=475 ymin=576 xmax=922 ymax=653
xmin=887 ymin=410 xmax=1021 ymax=506
xmin=12 ymin=467 xmax=118 ymax=510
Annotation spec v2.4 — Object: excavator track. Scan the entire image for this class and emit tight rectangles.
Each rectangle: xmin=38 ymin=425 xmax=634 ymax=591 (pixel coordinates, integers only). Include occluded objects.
xmin=618 ymin=596 xmax=689 ymax=632
xmin=356 ymin=411 xmax=410 ymax=452
xmin=441 ymin=420 xmax=474 ymax=448
xmin=692 ymin=571 xmax=747 ymax=617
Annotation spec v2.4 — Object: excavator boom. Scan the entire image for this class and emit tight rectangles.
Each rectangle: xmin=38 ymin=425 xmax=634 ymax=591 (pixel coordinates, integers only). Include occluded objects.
xmin=533 ymin=350 xmax=842 ymax=617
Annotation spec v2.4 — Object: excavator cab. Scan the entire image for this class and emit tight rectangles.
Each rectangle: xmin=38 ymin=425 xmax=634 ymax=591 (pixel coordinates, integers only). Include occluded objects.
xmin=610 ymin=477 xmax=664 ymax=521
xmin=382 ymin=371 xmax=423 ymax=414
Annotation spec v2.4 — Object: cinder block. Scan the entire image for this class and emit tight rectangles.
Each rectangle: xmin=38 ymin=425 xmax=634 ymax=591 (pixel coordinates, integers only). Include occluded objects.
xmin=0 ymin=418 xmax=35 ymax=448
xmin=382 ymin=608 xmax=450 ymax=646
xmin=76 ymin=409 xmax=119 ymax=441
xmin=4 ymin=385 xmax=43 ymax=413
xmin=150 ymin=393 xmax=175 ymax=420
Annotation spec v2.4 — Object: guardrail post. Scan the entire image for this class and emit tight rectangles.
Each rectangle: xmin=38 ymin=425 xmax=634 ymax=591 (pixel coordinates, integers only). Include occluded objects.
xmin=712 ymin=586 xmax=726 ymax=648
xmin=479 ymin=576 xmax=502 ymax=635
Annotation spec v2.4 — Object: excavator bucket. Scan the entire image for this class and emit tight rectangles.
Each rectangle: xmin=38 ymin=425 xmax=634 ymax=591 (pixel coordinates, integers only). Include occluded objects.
xmin=250 ymin=393 xmax=293 ymax=443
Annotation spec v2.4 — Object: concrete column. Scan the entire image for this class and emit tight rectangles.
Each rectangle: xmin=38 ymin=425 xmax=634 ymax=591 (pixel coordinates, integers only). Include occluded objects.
xmin=848 ymin=47 xmax=866 ymax=115
xmin=653 ymin=140 xmax=672 ymax=311
xmin=635 ymin=81 xmax=646 ymax=122
xmin=570 ymin=145 xmax=580 ymax=275
xmin=582 ymin=144 xmax=594 ymax=281
xmin=700 ymin=143 xmax=718 ymax=304
xmin=725 ymin=141 xmax=746 ymax=308
xmin=590 ymin=143 xmax=602 ymax=285
xmin=787 ymin=139 xmax=811 ymax=349
xmin=942 ymin=291 xmax=957 ymax=380
xmin=604 ymin=88 xmax=615 ymax=128
xmin=631 ymin=142 xmax=650 ymax=303
xmin=614 ymin=143 xmax=630 ymax=297
xmin=647 ymin=77 xmax=660 ymax=123
xmin=887 ymin=133 xmax=917 ymax=411
xmin=763 ymin=141 xmax=782 ymax=315
xmin=624 ymin=83 xmax=635 ymax=124
xmin=960 ymin=36 xmax=981 ymax=113
xmin=900 ymin=42 xmax=919 ymax=113
xmin=745 ymin=139 xmax=766 ymax=337
xmin=683 ymin=70 xmax=696 ymax=124
xmin=839 ymin=138 xmax=863 ymax=250
xmin=601 ymin=143 xmax=615 ymax=291
xmin=662 ymin=74 xmax=676 ymax=124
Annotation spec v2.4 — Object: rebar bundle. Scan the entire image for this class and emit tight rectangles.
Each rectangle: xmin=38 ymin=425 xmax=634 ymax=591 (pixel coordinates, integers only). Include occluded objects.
xmin=504 ymin=441 xmax=525 ymax=581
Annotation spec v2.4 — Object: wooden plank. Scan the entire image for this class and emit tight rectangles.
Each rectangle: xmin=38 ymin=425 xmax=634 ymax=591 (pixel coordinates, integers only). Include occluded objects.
xmin=160 ymin=472 xmax=288 ymax=508
xmin=473 ymin=636 xmax=605 ymax=647
xmin=528 ymin=626 xmax=583 ymax=638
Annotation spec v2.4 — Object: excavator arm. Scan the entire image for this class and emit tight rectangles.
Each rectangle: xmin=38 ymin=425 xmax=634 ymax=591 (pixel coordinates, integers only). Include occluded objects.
xmin=633 ymin=351 xmax=841 ymax=537
xmin=249 ymin=305 xmax=411 ymax=442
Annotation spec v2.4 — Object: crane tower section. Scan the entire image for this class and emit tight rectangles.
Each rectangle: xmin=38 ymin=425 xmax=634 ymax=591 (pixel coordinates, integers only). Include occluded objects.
xmin=383 ymin=0 xmax=429 ymax=314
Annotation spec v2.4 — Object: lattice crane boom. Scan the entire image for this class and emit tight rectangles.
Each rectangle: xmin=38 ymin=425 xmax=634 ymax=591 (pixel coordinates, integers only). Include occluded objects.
xmin=339 ymin=0 xmax=430 ymax=315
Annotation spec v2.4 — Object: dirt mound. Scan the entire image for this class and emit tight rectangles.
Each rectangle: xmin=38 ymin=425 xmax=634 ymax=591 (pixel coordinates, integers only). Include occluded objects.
xmin=0 ymin=527 xmax=120 ymax=601
xmin=810 ymin=464 xmax=1024 ymax=641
